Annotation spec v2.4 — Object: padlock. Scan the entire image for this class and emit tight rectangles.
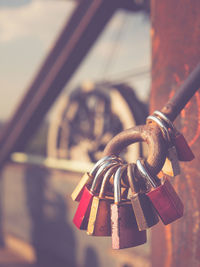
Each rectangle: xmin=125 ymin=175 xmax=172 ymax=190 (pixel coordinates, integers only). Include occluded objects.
xmin=147 ymin=115 xmax=180 ymax=177
xmin=87 ymin=164 xmax=120 ymax=236
xmin=111 ymin=165 xmax=147 ymax=249
xmin=136 ymin=159 xmax=184 ymax=225
xmin=73 ymin=159 xmax=119 ymax=229
xmin=172 ymin=130 xmax=194 ymax=161
xmin=162 ymin=145 xmax=180 ymax=177
xmin=71 ymin=155 xmax=121 ymax=201
xmin=153 ymin=110 xmax=194 ymax=162
xmin=127 ymin=163 xmax=159 ymax=231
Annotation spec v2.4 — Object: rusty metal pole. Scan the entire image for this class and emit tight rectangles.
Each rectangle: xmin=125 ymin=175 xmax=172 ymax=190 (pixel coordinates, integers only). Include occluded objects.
xmin=151 ymin=1 xmax=200 ymax=267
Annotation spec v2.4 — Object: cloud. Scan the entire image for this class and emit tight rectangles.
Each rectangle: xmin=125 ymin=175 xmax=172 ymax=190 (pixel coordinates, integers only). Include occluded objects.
xmin=0 ymin=0 xmax=76 ymax=44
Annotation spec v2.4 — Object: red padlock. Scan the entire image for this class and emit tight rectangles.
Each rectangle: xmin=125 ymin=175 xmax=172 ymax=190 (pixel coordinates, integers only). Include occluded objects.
xmin=153 ymin=110 xmax=194 ymax=162
xmin=136 ymin=159 xmax=184 ymax=225
xmin=173 ymin=131 xmax=195 ymax=161
xmin=73 ymin=159 xmax=118 ymax=230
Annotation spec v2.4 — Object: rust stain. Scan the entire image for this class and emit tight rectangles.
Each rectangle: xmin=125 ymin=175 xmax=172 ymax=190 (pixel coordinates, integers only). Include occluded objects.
xmin=169 ymin=89 xmax=175 ymax=100
xmin=150 ymin=27 xmax=155 ymax=38
xmin=183 ymin=171 xmax=200 ymax=263
xmin=184 ymin=64 xmax=189 ymax=76
xmin=173 ymin=73 xmax=181 ymax=86
xmin=188 ymin=92 xmax=200 ymax=146
xmin=164 ymin=225 xmax=172 ymax=267
xmin=153 ymin=36 xmax=160 ymax=55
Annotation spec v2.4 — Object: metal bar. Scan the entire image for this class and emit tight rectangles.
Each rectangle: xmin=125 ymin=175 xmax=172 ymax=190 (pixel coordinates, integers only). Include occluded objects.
xmin=161 ymin=63 xmax=200 ymax=121
xmin=0 ymin=0 xmax=142 ymax=170
xmin=0 ymin=0 xmax=120 ymax=169
xmin=11 ymin=152 xmax=94 ymax=173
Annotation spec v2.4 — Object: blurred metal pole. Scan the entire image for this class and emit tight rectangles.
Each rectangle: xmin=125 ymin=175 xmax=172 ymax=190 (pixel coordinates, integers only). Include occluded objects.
xmin=0 ymin=0 xmax=143 ymax=169
xmin=150 ymin=1 xmax=200 ymax=266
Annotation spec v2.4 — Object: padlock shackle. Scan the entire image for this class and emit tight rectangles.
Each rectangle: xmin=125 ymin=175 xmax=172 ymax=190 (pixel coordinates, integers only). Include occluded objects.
xmin=113 ymin=165 xmax=127 ymax=203
xmin=127 ymin=164 xmax=140 ymax=194
xmin=90 ymin=155 xmax=119 ymax=176
xmin=90 ymin=160 xmax=118 ymax=193
xmin=99 ymin=164 xmax=120 ymax=198
xmin=136 ymin=159 xmax=160 ymax=188
xmin=103 ymin=124 xmax=167 ymax=176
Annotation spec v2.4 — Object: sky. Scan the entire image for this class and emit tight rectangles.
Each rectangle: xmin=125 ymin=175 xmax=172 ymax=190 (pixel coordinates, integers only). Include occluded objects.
xmin=0 ymin=0 xmax=151 ymax=121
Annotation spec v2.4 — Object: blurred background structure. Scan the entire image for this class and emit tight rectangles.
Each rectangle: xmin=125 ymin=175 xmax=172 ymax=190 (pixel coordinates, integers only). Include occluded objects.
xmin=0 ymin=1 xmax=152 ymax=266
xmin=0 ymin=0 xmax=200 ymax=267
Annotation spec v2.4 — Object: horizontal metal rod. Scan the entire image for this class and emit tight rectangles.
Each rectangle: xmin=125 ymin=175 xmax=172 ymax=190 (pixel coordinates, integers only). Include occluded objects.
xmin=11 ymin=153 xmax=94 ymax=173
xmin=161 ymin=63 xmax=200 ymax=121
xmin=0 ymin=0 xmax=118 ymax=169
xmin=0 ymin=0 xmax=143 ymax=171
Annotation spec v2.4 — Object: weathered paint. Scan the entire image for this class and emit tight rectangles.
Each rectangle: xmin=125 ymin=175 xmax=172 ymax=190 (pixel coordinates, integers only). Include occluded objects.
xmin=151 ymin=0 xmax=200 ymax=266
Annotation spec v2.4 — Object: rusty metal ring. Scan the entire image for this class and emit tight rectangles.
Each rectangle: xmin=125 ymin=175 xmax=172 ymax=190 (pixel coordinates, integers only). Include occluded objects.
xmin=103 ymin=124 xmax=167 ymax=177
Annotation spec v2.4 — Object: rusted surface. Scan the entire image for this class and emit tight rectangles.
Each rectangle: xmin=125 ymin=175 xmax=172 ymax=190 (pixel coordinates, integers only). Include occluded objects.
xmin=151 ymin=0 xmax=200 ymax=266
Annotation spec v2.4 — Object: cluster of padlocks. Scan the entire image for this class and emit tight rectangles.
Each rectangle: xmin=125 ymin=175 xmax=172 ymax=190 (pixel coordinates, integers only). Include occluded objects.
xmin=71 ymin=110 xmax=194 ymax=249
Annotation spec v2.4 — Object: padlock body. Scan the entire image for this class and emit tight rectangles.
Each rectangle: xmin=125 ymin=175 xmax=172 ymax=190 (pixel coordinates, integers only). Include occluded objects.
xmin=130 ymin=193 xmax=159 ymax=230
xmin=147 ymin=178 xmax=184 ymax=225
xmin=87 ymin=196 xmax=113 ymax=236
xmin=162 ymin=158 xmax=175 ymax=177
xmin=162 ymin=146 xmax=180 ymax=177
xmin=71 ymin=172 xmax=93 ymax=201
xmin=174 ymin=133 xmax=195 ymax=161
xmin=73 ymin=186 xmax=94 ymax=229
xmin=111 ymin=201 xmax=146 ymax=249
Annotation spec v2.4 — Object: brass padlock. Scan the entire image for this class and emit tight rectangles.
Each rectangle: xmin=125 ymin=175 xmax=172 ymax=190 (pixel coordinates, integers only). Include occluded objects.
xmin=71 ymin=155 xmax=121 ymax=201
xmin=127 ymin=163 xmax=159 ymax=231
xmin=147 ymin=115 xmax=180 ymax=177
xmin=87 ymin=164 xmax=120 ymax=236
xmin=111 ymin=165 xmax=146 ymax=249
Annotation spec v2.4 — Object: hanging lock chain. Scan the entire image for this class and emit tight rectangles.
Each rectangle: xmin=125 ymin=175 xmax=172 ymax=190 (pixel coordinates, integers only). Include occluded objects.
xmin=71 ymin=63 xmax=200 ymax=249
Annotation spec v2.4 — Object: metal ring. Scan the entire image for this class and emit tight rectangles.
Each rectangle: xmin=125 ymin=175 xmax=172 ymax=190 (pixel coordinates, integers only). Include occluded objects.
xmin=136 ymin=159 xmax=157 ymax=188
xmin=147 ymin=115 xmax=171 ymax=143
xmin=103 ymin=124 xmax=167 ymax=177
xmin=153 ymin=110 xmax=175 ymax=130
